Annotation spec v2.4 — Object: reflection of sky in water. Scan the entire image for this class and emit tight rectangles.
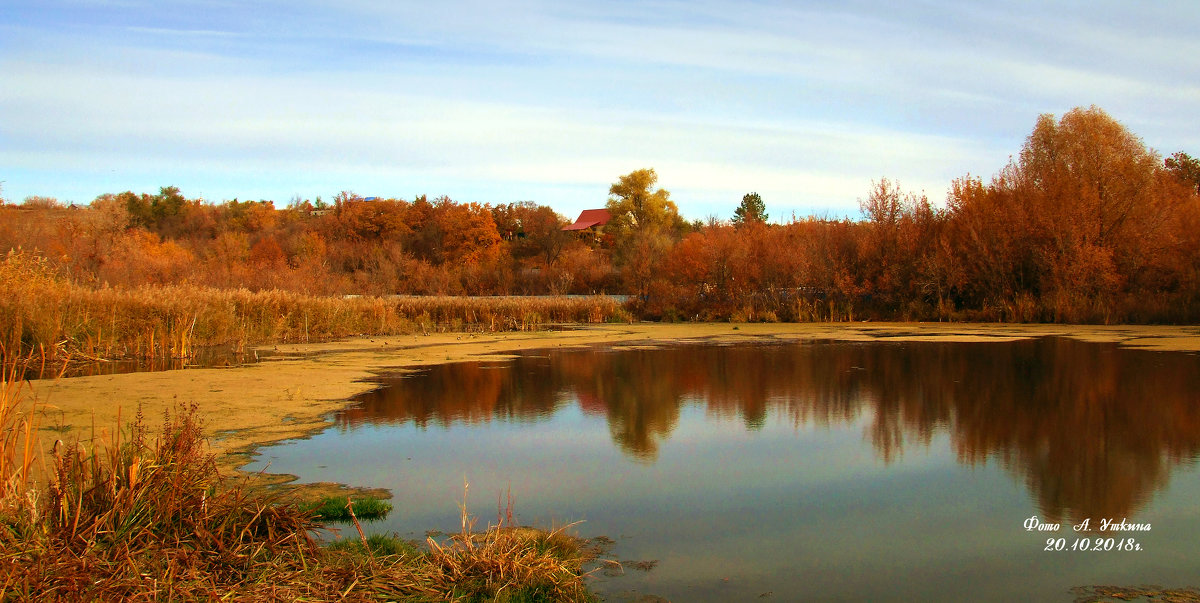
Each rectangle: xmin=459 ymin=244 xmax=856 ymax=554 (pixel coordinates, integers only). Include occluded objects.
xmin=246 ymin=340 xmax=1200 ymax=601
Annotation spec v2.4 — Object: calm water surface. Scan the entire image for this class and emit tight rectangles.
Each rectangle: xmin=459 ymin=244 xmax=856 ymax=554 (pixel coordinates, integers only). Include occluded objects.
xmin=245 ymin=338 xmax=1200 ymax=601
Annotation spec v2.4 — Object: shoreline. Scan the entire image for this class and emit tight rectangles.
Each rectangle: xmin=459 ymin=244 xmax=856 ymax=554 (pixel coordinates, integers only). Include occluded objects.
xmin=27 ymin=322 xmax=1200 ymax=497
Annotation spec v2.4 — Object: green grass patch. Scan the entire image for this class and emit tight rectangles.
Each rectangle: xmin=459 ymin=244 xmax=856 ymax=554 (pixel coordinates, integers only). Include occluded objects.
xmin=302 ymin=495 xmax=392 ymax=521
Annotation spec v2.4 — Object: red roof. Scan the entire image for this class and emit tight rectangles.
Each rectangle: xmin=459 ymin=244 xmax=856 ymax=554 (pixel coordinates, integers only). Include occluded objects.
xmin=563 ymin=208 xmax=611 ymax=231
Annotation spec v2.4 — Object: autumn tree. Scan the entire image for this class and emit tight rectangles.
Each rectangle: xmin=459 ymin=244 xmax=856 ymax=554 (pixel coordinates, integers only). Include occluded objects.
xmin=492 ymin=201 xmax=570 ymax=265
xmin=856 ymin=178 xmax=945 ymax=315
xmin=1018 ymin=107 xmax=1160 ymax=249
xmin=604 ymin=169 xmax=686 ymax=301
xmin=548 ymin=245 xmax=615 ymax=295
xmin=1165 ymin=151 xmax=1200 ymax=194
xmin=153 ymin=186 xmax=187 ymax=221
xmin=220 ymin=199 xmax=279 ymax=234
xmin=326 ymin=196 xmax=410 ymax=244
xmin=938 ymin=106 xmax=1193 ymax=321
xmin=248 ymin=236 xmax=287 ymax=270
xmin=106 ymin=230 xmax=194 ymax=286
xmin=436 ymin=198 xmax=503 ymax=266
xmin=665 ymin=225 xmax=763 ymax=318
xmin=1019 ymin=108 xmax=1168 ymax=317
xmin=604 ymin=168 xmax=683 ymax=238
xmin=941 ymin=175 xmax=1035 ymax=316
xmin=21 ymin=196 xmax=61 ymax=209
xmin=120 ymin=186 xmax=192 ymax=234
xmin=732 ymin=192 xmax=767 ymax=226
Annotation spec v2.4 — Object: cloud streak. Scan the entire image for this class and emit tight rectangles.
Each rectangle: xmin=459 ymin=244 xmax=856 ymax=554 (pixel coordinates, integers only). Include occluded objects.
xmin=3 ymin=0 xmax=1197 ymax=219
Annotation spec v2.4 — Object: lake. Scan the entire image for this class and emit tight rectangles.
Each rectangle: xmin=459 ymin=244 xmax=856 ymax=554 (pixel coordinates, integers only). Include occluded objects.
xmin=245 ymin=336 xmax=1200 ymax=601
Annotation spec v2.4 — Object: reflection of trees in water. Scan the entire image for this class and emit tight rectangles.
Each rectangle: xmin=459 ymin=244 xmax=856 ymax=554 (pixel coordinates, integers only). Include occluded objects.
xmin=336 ymin=339 xmax=1200 ymax=524
xmin=557 ymin=351 xmax=680 ymax=462
xmin=946 ymin=338 xmax=1200 ymax=523
xmin=338 ymin=360 xmax=565 ymax=428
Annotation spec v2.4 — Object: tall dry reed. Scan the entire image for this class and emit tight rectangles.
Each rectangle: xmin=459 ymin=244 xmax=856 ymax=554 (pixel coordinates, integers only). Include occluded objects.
xmin=1 ymin=249 xmax=632 ymax=367
xmin=0 ymin=362 xmax=37 ymax=524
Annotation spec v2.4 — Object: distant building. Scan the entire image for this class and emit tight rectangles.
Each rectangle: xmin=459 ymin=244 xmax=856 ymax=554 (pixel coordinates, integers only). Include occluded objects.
xmin=563 ymin=208 xmax=611 ymax=233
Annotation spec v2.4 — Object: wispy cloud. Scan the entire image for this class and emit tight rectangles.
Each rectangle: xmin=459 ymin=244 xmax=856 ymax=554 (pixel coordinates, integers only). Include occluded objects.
xmin=124 ymin=26 xmax=242 ymax=37
xmin=2 ymin=0 xmax=1198 ymax=220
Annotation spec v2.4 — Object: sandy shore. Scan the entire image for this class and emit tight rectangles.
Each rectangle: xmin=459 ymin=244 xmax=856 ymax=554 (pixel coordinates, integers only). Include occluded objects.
xmin=24 ymin=322 xmax=1200 ymax=497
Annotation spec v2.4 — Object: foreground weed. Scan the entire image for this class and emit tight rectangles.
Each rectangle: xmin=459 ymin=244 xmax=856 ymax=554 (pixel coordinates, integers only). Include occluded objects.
xmin=0 ymin=368 xmax=599 ymax=601
xmin=7 ymin=403 xmax=325 ymax=600
xmin=420 ymin=481 xmax=598 ymax=602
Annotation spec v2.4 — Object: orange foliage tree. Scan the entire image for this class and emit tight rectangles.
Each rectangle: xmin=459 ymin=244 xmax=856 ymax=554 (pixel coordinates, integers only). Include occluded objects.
xmin=2 ymin=106 xmax=1198 ymax=323
xmin=942 ymin=106 xmax=1195 ymax=321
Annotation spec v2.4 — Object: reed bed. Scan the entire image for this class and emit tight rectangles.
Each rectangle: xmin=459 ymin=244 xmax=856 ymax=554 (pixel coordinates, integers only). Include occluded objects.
xmin=0 ymin=369 xmax=600 ymax=601
xmin=0 ymin=249 xmax=631 ymax=366
xmin=388 ymin=295 xmax=630 ymax=333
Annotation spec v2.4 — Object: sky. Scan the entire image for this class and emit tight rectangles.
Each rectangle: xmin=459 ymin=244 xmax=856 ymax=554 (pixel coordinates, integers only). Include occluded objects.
xmin=2 ymin=1 xmax=1198 ymax=222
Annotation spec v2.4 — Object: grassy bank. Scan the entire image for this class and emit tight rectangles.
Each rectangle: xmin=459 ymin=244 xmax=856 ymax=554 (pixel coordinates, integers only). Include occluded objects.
xmin=0 ymin=249 xmax=631 ymax=366
xmin=0 ymin=371 xmax=600 ymax=601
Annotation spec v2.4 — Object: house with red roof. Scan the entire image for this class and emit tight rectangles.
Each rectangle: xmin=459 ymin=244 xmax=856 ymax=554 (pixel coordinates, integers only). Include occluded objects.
xmin=562 ymin=208 xmax=611 ymax=233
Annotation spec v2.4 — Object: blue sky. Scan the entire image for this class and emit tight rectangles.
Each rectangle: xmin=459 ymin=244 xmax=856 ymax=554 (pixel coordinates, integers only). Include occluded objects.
xmin=3 ymin=1 xmax=1198 ymax=221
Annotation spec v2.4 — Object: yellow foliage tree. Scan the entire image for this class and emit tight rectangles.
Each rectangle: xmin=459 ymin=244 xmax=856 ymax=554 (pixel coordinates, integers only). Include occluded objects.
xmin=604 ymin=168 xmax=682 ymax=238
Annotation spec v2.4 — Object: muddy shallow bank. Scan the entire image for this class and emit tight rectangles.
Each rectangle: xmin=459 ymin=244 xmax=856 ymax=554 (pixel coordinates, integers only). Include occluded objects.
xmin=27 ymin=322 xmax=1200 ymax=494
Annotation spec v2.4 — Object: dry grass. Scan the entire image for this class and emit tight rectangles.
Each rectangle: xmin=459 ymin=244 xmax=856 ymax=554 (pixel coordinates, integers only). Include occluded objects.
xmin=0 ymin=402 xmax=327 ymax=601
xmin=1072 ymin=585 xmax=1200 ymax=602
xmin=0 ymin=362 xmax=37 ymax=530
xmin=327 ymin=518 xmax=598 ymax=603
xmin=416 ymin=482 xmax=596 ymax=602
xmin=0 ymin=368 xmax=599 ymax=602
xmin=0 ymin=249 xmax=631 ymax=368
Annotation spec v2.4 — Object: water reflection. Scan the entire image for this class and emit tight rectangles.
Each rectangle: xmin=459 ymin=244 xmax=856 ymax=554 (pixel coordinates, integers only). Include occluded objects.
xmin=339 ymin=338 xmax=1200 ymax=524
